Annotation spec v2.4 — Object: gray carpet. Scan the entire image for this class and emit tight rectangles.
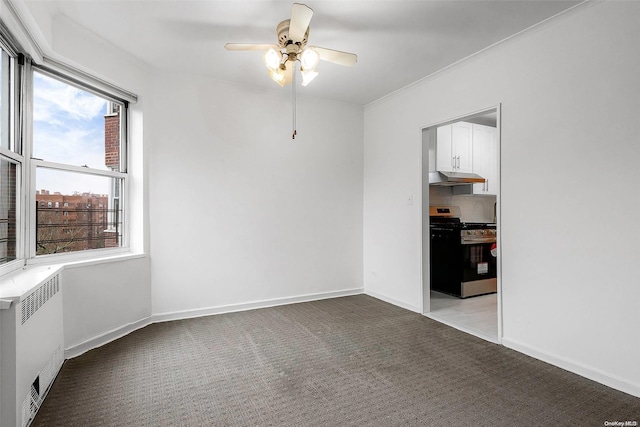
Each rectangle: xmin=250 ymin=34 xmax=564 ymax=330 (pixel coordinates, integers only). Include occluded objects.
xmin=32 ymin=295 xmax=639 ymax=426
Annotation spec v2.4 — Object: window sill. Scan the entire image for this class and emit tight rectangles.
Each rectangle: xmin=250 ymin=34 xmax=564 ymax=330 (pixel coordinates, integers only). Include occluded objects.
xmin=1 ymin=252 xmax=146 ymax=302
xmin=58 ymin=252 xmax=147 ymax=270
xmin=26 ymin=248 xmax=144 ymax=268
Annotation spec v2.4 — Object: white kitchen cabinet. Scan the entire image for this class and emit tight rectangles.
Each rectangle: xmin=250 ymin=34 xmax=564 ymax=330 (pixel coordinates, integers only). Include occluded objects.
xmin=472 ymin=123 xmax=498 ymax=195
xmin=436 ymin=122 xmax=473 ymax=173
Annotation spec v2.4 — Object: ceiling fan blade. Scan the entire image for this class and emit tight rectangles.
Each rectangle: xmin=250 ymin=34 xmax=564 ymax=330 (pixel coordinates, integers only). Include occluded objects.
xmin=225 ymin=43 xmax=278 ymax=51
xmin=289 ymin=3 xmax=313 ymax=43
xmin=312 ymin=47 xmax=357 ymax=67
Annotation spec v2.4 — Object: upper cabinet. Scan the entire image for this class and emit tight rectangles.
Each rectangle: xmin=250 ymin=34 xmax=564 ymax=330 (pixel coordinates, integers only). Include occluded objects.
xmin=436 ymin=121 xmax=498 ymax=196
xmin=436 ymin=122 xmax=473 ymax=173
xmin=472 ymin=123 xmax=498 ymax=196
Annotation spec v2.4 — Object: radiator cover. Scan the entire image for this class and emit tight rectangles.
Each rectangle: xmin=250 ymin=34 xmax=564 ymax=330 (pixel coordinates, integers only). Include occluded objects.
xmin=1 ymin=267 xmax=64 ymax=427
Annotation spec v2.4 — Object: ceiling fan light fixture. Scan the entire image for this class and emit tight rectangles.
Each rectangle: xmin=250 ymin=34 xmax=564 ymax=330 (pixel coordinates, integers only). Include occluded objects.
xmin=225 ymin=3 xmax=357 ymax=137
xmin=268 ymin=67 xmax=287 ymax=86
xmin=263 ymin=48 xmax=282 ymax=71
xmin=300 ymin=47 xmax=319 ymax=71
xmin=301 ymin=69 xmax=318 ymax=86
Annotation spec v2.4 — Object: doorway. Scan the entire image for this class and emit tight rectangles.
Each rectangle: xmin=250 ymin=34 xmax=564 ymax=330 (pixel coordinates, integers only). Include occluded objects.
xmin=421 ymin=106 xmax=501 ymax=343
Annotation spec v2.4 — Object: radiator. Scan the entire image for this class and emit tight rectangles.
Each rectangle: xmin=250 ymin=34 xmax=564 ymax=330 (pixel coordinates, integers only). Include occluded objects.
xmin=1 ymin=267 xmax=64 ymax=427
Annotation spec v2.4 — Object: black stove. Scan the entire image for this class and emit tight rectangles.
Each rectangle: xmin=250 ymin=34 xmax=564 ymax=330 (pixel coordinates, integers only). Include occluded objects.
xmin=429 ymin=206 xmax=497 ymax=298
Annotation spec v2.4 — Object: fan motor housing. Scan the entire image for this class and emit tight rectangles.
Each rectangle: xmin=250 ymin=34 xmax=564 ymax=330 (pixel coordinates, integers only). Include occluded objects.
xmin=276 ymin=19 xmax=309 ymax=49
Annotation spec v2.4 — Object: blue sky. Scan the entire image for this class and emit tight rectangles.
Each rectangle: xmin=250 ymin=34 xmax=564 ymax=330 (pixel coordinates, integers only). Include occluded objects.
xmin=33 ymin=72 xmax=111 ymax=195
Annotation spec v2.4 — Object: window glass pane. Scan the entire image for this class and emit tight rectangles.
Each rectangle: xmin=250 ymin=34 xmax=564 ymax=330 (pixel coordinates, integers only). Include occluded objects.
xmin=1 ymin=49 xmax=10 ymax=151
xmin=35 ymin=168 xmax=123 ymax=255
xmin=33 ymin=71 xmax=122 ymax=171
xmin=0 ymin=158 xmax=17 ymax=264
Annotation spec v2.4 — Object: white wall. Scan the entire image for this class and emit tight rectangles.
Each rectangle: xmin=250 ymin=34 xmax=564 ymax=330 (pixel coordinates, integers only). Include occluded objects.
xmin=363 ymin=1 xmax=640 ymax=396
xmin=62 ymin=258 xmax=151 ymax=352
xmin=146 ymin=71 xmax=364 ymax=316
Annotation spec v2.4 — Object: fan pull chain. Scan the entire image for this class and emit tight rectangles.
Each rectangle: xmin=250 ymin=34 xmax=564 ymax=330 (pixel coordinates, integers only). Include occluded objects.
xmin=292 ymin=67 xmax=297 ymax=140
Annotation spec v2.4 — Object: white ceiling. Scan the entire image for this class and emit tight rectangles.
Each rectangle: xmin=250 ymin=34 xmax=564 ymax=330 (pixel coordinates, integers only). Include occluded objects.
xmin=23 ymin=0 xmax=581 ymax=106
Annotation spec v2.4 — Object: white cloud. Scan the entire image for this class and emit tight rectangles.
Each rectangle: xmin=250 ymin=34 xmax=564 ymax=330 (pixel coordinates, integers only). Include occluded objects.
xmin=33 ymin=73 xmax=106 ymax=122
xmin=35 ymin=128 xmax=104 ymax=166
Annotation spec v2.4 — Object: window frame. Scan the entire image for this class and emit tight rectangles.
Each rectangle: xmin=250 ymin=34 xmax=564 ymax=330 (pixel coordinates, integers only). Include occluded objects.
xmin=27 ymin=63 xmax=131 ymax=264
xmin=0 ymin=156 xmax=22 ymax=272
xmin=0 ymin=32 xmax=24 ymax=276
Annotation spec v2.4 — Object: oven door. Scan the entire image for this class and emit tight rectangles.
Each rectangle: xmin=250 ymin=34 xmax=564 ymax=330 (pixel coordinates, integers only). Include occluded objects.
xmin=430 ymin=227 xmax=463 ymax=296
xmin=460 ymin=238 xmax=497 ymax=297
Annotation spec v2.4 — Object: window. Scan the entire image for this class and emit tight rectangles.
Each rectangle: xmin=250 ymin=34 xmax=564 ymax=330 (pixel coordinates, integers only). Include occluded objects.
xmin=0 ymin=26 xmax=136 ymax=274
xmin=32 ymin=69 xmax=127 ymax=256
xmin=0 ymin=41 xmax=20 ymax=269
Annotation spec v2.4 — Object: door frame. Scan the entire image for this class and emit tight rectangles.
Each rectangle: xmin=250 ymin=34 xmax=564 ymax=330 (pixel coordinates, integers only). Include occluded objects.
xmin=420 ymin=104 xmax=503 ymax=343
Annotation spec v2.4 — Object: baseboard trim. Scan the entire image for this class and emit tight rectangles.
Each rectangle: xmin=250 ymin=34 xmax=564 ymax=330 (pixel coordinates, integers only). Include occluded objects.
xmin=65 ymin=316 xmax=153 ymax=359
xmin=502 ymin=337 xmax=640 ymax=399
xmin=364 ymin=289 xmax=421 ymax=313
xmin=152 ymin=287 xmax=365 ymax=324
xmin=64 ymin=288 xmax=364 ymax=359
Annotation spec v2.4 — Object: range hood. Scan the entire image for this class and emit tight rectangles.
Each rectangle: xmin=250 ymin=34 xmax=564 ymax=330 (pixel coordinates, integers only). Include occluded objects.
xmin=429 ymin=171 xmax=486 ymax=186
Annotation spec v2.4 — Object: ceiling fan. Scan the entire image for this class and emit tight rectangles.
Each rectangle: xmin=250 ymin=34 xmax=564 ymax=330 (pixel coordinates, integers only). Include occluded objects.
xmin=224 ymin=3 xmax=357 ymax=88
